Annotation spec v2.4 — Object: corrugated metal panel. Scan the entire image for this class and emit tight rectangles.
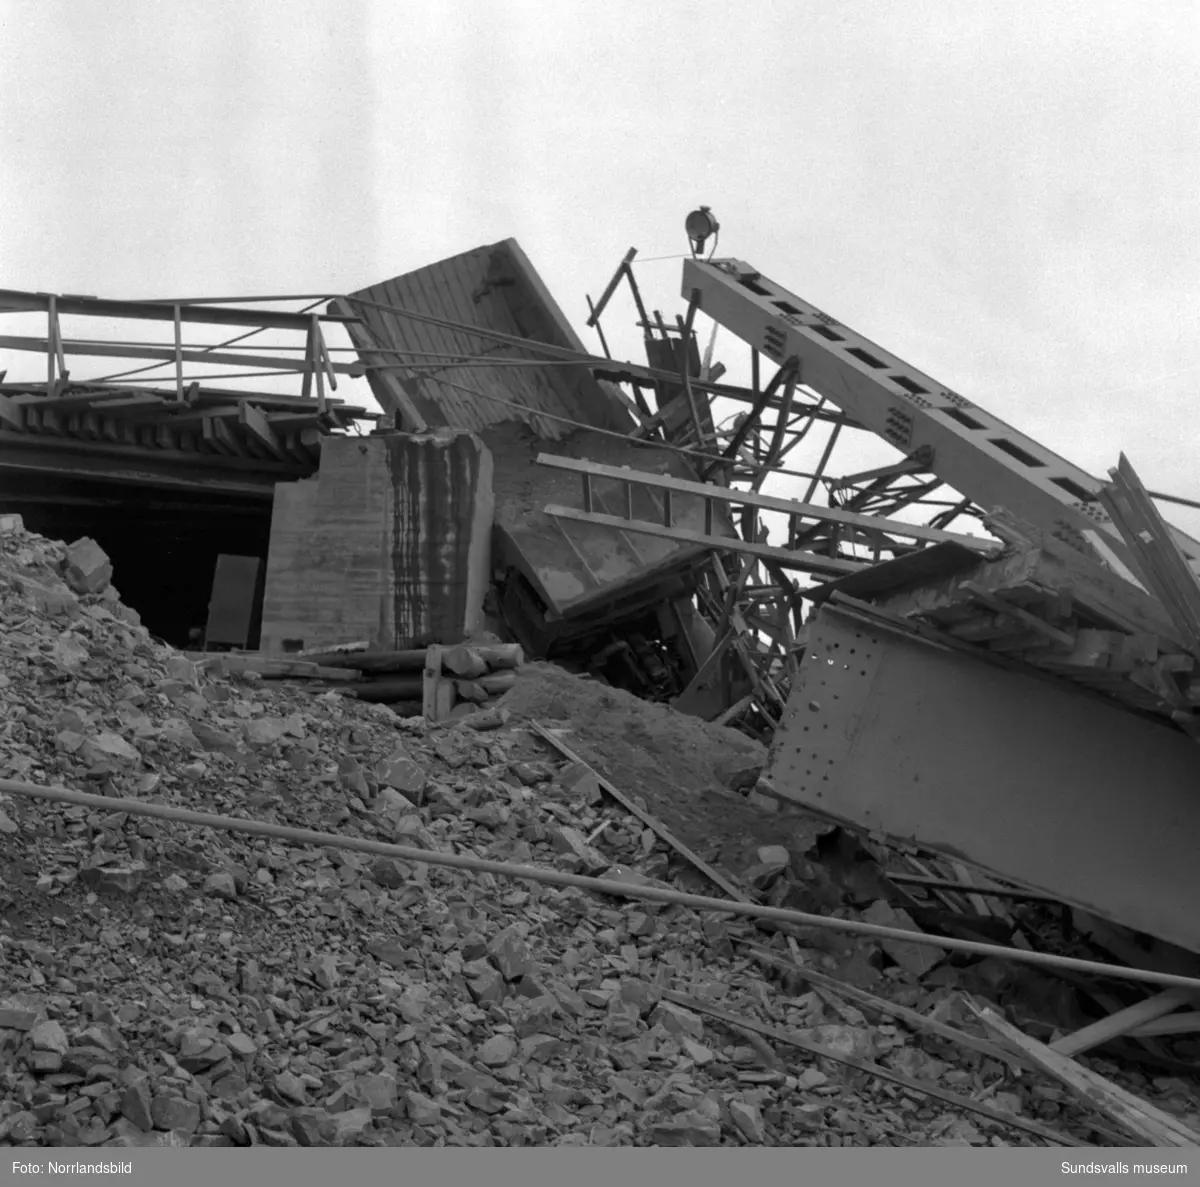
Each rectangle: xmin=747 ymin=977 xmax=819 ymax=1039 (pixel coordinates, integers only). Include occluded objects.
xmin=342 ymin=240 xmax=632 ymax=440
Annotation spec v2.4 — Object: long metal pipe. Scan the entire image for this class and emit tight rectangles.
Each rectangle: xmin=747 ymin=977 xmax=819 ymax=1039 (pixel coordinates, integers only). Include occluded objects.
xmin=3 ymin=778 xmax=1200 ymax=991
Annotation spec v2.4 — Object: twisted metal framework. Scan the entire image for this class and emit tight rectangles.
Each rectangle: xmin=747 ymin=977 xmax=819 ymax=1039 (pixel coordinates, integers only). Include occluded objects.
xmin=4 ymin=262 xmax=1197 ymax=732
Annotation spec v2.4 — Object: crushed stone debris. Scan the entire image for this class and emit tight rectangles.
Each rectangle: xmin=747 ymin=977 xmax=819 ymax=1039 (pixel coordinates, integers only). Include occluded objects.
xmin=1 ymin=523 xmax=1198 ymax=1148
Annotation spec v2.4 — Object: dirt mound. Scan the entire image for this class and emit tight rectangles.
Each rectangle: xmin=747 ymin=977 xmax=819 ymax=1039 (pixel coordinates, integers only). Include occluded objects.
xmin=496 ymin=663 xmax=831 ymax=881
xmin=500 ymin=662 xmax=766 ymax=796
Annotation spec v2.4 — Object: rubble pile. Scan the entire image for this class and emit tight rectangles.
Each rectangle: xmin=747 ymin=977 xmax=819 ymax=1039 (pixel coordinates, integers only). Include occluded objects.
xmin=2 ymin=520 xmax=1199 ymax=1149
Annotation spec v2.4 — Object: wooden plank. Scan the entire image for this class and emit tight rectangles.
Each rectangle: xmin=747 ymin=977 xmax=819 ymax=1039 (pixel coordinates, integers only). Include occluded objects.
xmin=238 ymin=400 xmax=287 ymax=460
xmin=740 ymin=943 xmax=1029 ymax=1071
xmin=543 ymin=504 xmax=865 ymax=576
xmin=985 ymin=511 xmax=1184 ymax=644
xmin=1101 ymin=454 xmax=1200 ymax=653
xmin=193 ymin=654 xmax=362 ymax=680
xmin=422 ymin=645 xmax=447 ymax=722
xmin=88 ymin=394 xmax=165 ymax=414
xmin=530 ymin=721 xmax=751 ymax=904
xmin=960 ymin=582 xmax=1076 ymax=648
xmin=0 ymin=381 xmax=368 ymax=417
xmin=1129 ymin=1011 xmax=1200 ymax=1038
xmin=668 ymin=993 xmax=1084 ymax=1147
xmin=536 ymin=452 xmax=997 ymax=551
xmin=0 ymin=433 xmax=290 ymax=496
xmin=1051 ymin=987 xmax=1198 ymax=1057
xmin=202 ymin=415 xmax=243 ymax=455
xmin=972 ymin=1002 xmax=1200 ymax=1147
xmin=337 ymin=675 xmax=425 ymax=701
xmin=0 ymin=392 xmax=24 ymax=430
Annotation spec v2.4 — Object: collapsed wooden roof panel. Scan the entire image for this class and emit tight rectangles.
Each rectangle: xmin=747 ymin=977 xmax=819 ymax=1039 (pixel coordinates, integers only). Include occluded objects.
xmin=338 ymin=239 xmax=634 ymax=440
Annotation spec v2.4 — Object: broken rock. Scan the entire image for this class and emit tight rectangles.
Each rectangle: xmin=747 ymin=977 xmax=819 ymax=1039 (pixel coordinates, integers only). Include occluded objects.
xmin=649 ymin=1109 xmax=722 ymax=1147
xmin=150 ymin=1093 xmax=201 ymax=1134
xmin=79 ymin=863 xmax=145 ymax=896
xmin=0 ymin=1002 xmax=40 ymax=1032
xmin=377 ymin=748 xmax=428 ymax=798
xmin=245 ymin=717 xmax=289 ymax=746
xmin=119 ymin=1083 xmax=155 ymax=1133
xmin=333 ymin=1107 xmax=373 ymax=1145
xmin=369 ymin=858 xmax=411 ymax=888
xmin=81 ymin=731 xmax=141 ymax=768
xmin=650 ymin=1001 xmax=705 ymax=1039
xmin=28 ymin=1019 xmax=69 ymax=1056
xmin=405 ymin=1091 xmax=442 ymax=1125
xmin=203 ymin=871 xmax=239 ymax=900
xmin=487 ymin=926 xmax=535 ymax=981
xmin=357 ymin=1072 xmax=397 ymax=1112
xmin=715 ymin=753 xmax=764 ymax=794
xmin=63 ymin=537 xmax=113 ymax=594
xmin=741 ymin=844 xmax=792 ymax=889
xmin=800 ymin=1023 xmax=878 ymax=1061
xmin=225 ymin=1032 xmax=257 ymax=1058
xmin=861 ymin=900 xmax=942 ymax=977
xmin=51 ymin=634 xmax=90 ymax=670
xmin=727 ymin=1098 xmax=767 ymax=1143
xmin=553 ymin=762 xmax=604 ymax=805
xmin=476 ymin=1034 xmax=517 ymax=1067
xmin=274 ymin=1071 xmax=308 ymax=1104
xmin=290 ymin=1108 xmax=339 ymax=1147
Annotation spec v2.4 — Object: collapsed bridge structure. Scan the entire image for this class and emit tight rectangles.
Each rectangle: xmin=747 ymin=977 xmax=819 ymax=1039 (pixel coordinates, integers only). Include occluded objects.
xmin=4 ymin=214 xmax=1200 ymax=993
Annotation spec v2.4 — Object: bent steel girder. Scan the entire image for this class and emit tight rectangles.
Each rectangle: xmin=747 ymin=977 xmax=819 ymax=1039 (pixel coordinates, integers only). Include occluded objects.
xmin=683 ymin=257 xmax=1200 ymax=571
xmin=767 ymin=606 xmax=1200 ymax=954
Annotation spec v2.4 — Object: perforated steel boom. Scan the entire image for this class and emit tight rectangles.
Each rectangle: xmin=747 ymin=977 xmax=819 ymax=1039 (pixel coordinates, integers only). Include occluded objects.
xmin=683 ymin=257 xmax=1200 ymax=567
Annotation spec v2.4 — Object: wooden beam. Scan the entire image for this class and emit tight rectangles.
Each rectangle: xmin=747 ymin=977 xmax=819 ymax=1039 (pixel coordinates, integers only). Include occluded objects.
xmin=238 ymin=400 xmax=287 ymax=460
xmin=8 ymin=382 xmax=363 ymax=412
xmin=280 ymin=431 xmax=315 ymax=463
xmin=1101 ymin=454 xmax=1200 ymax=655
xmin=0 ymin=392 xmax=24 ymax=430
xmin=12 ymin=387 xmax=149 ymax=410
xmin=535 ymin=453 xmax=997 ymax=552
xmin=960 ymin=581 xmax=1077 ymax=649
xmin=973 ymin=1003 xmax=1200 ymax=1146
xmin=1051 ymin=987 xmax=1198 ymax=1058
xmin=88 ymin=393 xmax=167 ymax=414
xmin=671 ymin=993 xmax=1082 ymax=1147
xmin=1128 ymin=1011 xmax=1200 ymax=1038
xmin=904 ymin=513 xmax=1185 ymax=647
xmin=202 ymin=415 xmax=242 ymax=456
xmin=0 ymin=435 xmax=289 ymax=497
xmin=530 ymin=722 xmax=751 ymax=904
xmin=741 ymin=943 xmax=1029 ymax=1071
xmin=266 ymin=411 xmax=337 ymax=428
xmin=543 ymin=504 xmax=865 ymax=576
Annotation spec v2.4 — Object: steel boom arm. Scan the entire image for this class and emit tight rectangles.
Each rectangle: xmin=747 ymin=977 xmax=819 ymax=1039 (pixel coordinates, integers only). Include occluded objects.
xmin=682 ymin=258 xmax=1200 ymax=568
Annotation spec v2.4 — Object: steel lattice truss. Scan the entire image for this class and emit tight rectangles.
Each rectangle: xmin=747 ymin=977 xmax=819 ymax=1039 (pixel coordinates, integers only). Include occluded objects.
xmin=573 ymin=248 xmax=1200 ymax=729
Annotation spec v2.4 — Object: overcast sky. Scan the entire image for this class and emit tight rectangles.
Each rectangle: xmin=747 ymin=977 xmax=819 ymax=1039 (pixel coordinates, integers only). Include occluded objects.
xmin=2 ymin=1 xmax=1198 ymax=529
